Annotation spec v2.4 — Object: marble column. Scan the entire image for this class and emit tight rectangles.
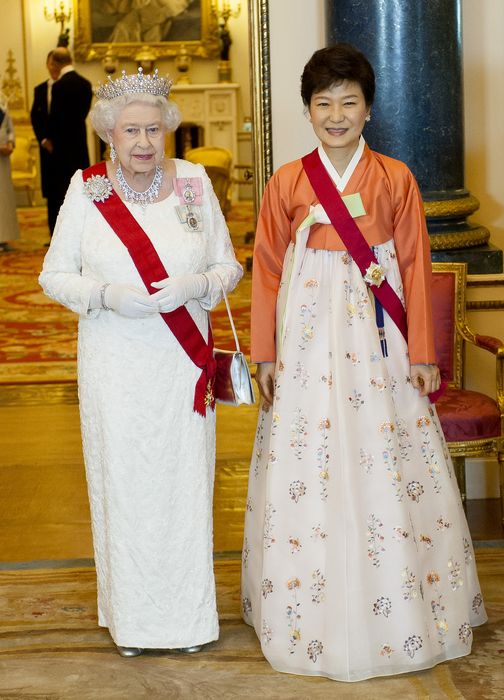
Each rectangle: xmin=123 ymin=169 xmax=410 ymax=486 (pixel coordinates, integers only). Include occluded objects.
xmin=326 ymin=0 xmax=502 ymax=273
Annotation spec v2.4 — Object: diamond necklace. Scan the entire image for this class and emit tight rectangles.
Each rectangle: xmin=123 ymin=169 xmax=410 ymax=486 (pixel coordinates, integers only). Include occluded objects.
xmin=116 ymin=163 xmax=163 ymax=206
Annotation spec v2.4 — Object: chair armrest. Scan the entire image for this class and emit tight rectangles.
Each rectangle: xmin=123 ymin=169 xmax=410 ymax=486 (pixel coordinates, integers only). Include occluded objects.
xmin=475 ymin=334 xmax=504 ymax=356
xmin=457 ymin=324 xmax=504 ymax=417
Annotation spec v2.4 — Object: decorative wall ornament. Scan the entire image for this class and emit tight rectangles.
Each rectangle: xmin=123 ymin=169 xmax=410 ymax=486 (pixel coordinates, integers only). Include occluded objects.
xmin=1 ymin=50 xmax=24 ymax=111
xmin=73 ymin=0 xmax=220 ymax=62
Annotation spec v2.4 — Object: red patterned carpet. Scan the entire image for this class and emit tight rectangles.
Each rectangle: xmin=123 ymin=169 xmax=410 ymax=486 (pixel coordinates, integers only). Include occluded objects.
xmin=0 ymin=204 xmax=253 ymax=384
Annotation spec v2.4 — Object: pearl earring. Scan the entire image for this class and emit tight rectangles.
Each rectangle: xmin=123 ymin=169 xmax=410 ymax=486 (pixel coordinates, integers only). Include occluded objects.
xmin=365 ymin=115 xmax=371 ymax=122
xmin=110 ymin=143 xmax=117 ymax=163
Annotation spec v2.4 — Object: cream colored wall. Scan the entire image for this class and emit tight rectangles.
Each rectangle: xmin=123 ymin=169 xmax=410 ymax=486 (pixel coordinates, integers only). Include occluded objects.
xmin=462 ymin=0 xmax=504 ymax=499
xmin=269 ymin=0 xmax=326 ymax=168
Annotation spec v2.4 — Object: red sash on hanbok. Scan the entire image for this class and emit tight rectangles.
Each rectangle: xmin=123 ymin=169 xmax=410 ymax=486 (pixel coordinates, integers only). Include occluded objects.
xmin=302 ymin=149 xmax=445 ymax=403
xmin=82 ymin=162 xmax=215 ymax=417
xmin=302 ymin=148 xmax=408 ymax=342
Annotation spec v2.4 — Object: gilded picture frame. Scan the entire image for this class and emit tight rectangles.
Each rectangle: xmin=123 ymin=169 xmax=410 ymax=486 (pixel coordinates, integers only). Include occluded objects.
xmin=73 ymin=0 xmax=220 ymax=62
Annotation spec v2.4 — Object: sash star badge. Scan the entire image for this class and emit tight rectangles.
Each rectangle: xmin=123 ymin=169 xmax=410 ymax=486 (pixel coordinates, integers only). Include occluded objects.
xmin=84 ymin=174 xmax=113 ymax=202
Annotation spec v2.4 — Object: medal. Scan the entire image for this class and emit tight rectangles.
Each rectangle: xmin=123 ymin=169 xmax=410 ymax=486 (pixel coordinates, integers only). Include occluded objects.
xmin=182 ymin=180 xmax=196 ymax=203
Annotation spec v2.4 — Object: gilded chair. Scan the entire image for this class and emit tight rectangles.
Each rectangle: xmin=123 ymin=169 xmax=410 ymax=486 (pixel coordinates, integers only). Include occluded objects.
xmin=431 ymin=262 xmax=504 ymax=522
xmin=184 ymin=146 xmax=233 ymax=216
xmin=10 ymin=135 xmax=37 ymax=206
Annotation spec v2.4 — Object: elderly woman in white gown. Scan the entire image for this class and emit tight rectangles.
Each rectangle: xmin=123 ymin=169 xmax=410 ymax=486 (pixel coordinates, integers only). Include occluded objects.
xmin=39 ymin=68 xmax=242 ymax=657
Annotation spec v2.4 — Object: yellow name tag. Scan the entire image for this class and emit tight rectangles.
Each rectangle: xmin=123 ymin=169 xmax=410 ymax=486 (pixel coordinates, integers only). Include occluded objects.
xmin=342 ymin=192 xmax=366 ymax=218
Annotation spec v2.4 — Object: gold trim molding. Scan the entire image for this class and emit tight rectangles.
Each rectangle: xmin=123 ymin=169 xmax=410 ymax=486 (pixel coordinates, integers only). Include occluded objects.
xmin=429 ymin=226 xmax=490 ymax=250
xmin=249 ymin=0 xmax=272 ymax=215
xmin=424 ymin=195 xmax=480 ymax=219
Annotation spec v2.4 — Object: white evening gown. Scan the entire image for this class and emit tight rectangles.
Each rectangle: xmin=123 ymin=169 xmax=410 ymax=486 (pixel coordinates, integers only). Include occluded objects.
xmin=40 ymin=160 xmax=242 ymax=648
xmin=241 ymin=236 xmax=487 ymax=681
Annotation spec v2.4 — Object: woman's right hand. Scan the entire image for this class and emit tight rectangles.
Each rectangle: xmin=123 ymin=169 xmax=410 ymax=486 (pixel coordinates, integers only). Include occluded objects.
xmin=255 ymin=362 xmax=276 ymax=408
xmin=104 ymin=284 xmax=159 ymax=318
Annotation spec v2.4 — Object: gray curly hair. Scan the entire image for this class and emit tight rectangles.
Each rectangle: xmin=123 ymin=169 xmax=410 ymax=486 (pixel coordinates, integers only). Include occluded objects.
xmin=90 ymin=93 xmax=181 ymax=142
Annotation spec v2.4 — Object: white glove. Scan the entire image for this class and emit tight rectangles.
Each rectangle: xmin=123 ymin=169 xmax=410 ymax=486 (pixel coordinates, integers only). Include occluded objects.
xmin=150 ymin=273 xmax=209 ymax=313
xmin=96 ymin=283 xmax=159 ymax=318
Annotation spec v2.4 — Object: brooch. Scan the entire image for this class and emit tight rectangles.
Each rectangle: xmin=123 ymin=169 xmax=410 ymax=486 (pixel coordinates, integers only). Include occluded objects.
xmin=83 ymin=174 xmax=113 ymax=202
xmin=364 ymin=261 xmax=386 ymax=287
xmin=173 ymin=177 xmax=203 ymax=206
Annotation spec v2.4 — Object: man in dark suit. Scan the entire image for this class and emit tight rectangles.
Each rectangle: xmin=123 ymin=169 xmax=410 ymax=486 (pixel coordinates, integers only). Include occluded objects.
xmin=30 ymin=50 xmax=61 ymax=235
xmin=46 ymin=47 xmax=93 ymax=233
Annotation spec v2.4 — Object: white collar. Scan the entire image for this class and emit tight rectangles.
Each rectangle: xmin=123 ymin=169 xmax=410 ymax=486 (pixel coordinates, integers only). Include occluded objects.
xmin=59 ymin=65 xmax=75 ymax=77
xmin=317 ymin=136 xmax=365 ymax=192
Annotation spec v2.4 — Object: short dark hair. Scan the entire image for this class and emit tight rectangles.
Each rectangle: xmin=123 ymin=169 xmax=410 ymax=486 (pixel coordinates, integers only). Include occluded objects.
xmin=300 ymin=43 xmax=375 ymax=107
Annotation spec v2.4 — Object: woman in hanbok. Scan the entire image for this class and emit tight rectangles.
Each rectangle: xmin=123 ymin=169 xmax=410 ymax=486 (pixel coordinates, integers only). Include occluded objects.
xmin=39 ymin=68 xmax=242 ymax=657
xmin=241 ymin=43 xmax=486 ymax=682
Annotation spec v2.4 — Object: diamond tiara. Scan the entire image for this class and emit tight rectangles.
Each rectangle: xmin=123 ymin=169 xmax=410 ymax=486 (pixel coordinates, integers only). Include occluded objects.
xmin=95 ymin=67 xmax=172 ymax=101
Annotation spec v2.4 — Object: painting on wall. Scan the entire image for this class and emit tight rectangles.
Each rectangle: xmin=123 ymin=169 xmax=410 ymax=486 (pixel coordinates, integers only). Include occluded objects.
xmin=74 ymin=0 xmax=220 ymax=61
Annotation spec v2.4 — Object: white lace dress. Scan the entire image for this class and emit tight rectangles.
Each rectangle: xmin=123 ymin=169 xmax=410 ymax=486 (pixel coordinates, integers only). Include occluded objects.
xmin=39 ymin=160 xmax=242 ymax=648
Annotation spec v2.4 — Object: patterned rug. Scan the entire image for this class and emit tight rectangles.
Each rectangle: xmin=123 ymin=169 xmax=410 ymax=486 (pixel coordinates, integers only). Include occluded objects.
xmin=0 ymin=205 xmax=253 ymax=385
xmin=0 ymin=551 xmax=503 ymax=699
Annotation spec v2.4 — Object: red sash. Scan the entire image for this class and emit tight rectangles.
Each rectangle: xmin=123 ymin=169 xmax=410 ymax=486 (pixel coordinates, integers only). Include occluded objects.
xmin=302 ymin=148 xmax=408 ymax=342
xmin=83 ymin=162 xmax=215 ymax=417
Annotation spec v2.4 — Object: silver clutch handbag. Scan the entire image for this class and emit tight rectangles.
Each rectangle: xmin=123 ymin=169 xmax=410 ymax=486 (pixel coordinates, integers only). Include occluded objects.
xmin=213 ymin=278 xmax=255 ymax=406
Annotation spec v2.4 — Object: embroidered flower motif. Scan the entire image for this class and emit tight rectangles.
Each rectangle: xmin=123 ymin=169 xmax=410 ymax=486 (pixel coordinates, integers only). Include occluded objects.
xmin=403 ymin=634 xmax=423 ymax=659
xmin=431 ymin=596 xmax=448 ymax=646
xmin=448 ymin=558 xmax=463 ymax=591
xmin=345 ymin=351 xmax=360 ymax=365
xmin=373 ymin=596 xmax=392 ymax=617
xmin=419 ymin=534 xmax=434 ymax=549
xmin=311 ymin=524 xmax=328 ymax=541
xmin=320 ymin=371 xmax=333 ymax=388
xmin=310 ymin=570 xmax=326 ymax=604
xmin=293 ymin=362 xmax=309 ymax=389
xmin=316 ymin=418 xmax=331 ymax=499
xmin=261 ymin=578 xmax=274 ymax=598
xmin=242 ymin=538 xmax=250 ymax=568
xmin=463 ymin=537 xmax=473 ymax=563
xmin=286 ymin=582 xmax=302 ymax=653
xmin=286 ymin=577 xmax=301 ymax=590
xmin=367 ymin=514 xmax=385 ymax=567
xmin=458 ymin=622 xmax=472 ymax=645
xmin=436 ymin=516 xmax=452 ymax=530
xmin=364 ymin=261 xmax=386 ymax=287
xmin=360 ymin=449 xmax=374 ymax=474
xmin=304 ymin=278 xmax=319 ymax=288
xmin=406 ymin=480 xmax=424 ymax=502
xmin=416 ymin=416 xmax=431 ymax=428
xmin=402 ymin=567 xmax=418 ymax=601
xmin=289 ymin=480 xmax=307 ymax=503
xmin=288 ymin=536 xmax=302 ymax=554
xmin=379 ymin=421 xmax=395 ymax=435
xmin=261 ymin=620 xmax=272 ymax=644
xmin=290 ymin=408 xmax=308 ymax=459
xmin=348 ymin=390 xmax=364 ymax=410
xmin=380 ymin=644 xmax=395 ymax=658
xmin=242 ymin=597 xmax=252 ymax=616
xmin=393 ymin=526 xmax=409 ymax=541
xmin=263 ymin=503 xmax=276 ymax=550
xmin=84 ymin=174 xmax=113 ymax=202
xmin=307 ymin=639 xmax=323 ymax=662
xmin=370 ymin=376 xmax=387 ymax=391
xmin=426 ymin=571 xmax=441 ymax=586
xmin=472 ymin=593 xmax=483 ymax=614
